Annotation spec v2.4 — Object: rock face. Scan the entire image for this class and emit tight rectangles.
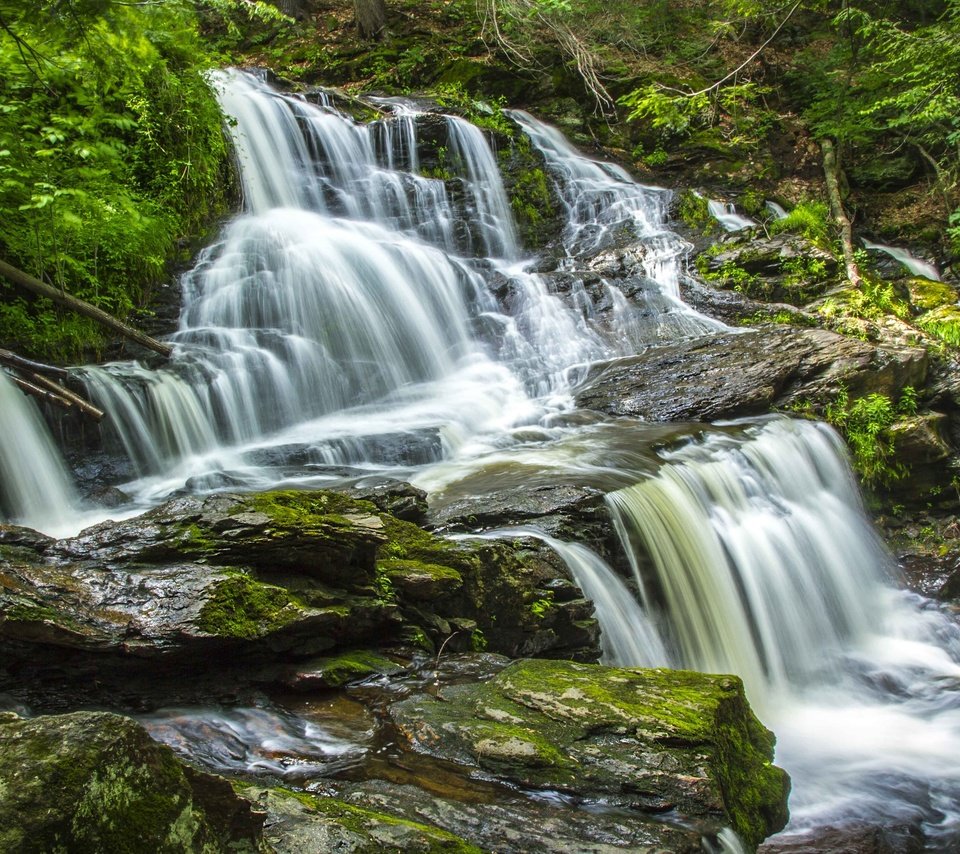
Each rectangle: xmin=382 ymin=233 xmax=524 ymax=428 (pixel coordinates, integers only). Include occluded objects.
xmin=0 ymin=710 xmax=264 ymax=853
xmin=389 ymin=658 xmax=790 ymax=849
xmin=575 ymin=327 xmax=927 ymax=422
xmin=0 ymin=487 xmax=600 ymax=707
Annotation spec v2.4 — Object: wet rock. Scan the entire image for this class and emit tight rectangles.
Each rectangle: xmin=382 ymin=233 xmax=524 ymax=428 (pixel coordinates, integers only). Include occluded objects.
xmin=886 ymin=413 xmax=953 ymax=496
xmin=51 ymin=490 xmax=388 ymax=586
xmin=239 ymin=786 xmax=480 ymax=853
xmin=0 ymin=710 xmax=264 ymax=853
xmin=389 ymin=658 xmax=790 ymax=848
xmin=328 ymin=777 xmax=706 ymax=853
xmin=699 ymin=232 xmax=840 ymax=303
xmin=1 ymin=490 xmax=602 ymax=703
xmin=283 ymin=649 xmax=405 ymax=691
xmin=760 ymin=821 xmax=925 ymax=853
xmin=575 ymin=327 xmax=927 ymax=422
xmin=337 ymin=477 xmax=429 ymax=524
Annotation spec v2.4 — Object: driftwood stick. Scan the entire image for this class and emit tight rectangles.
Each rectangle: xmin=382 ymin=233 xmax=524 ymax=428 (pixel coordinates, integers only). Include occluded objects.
xmin=0 ymin=258 xmax=173 ymax=358
xmin=26 ymin=371 xmax=104 ymax=421
xmin=0 ymin=347 xmax=69 ymax=379
xmin=9 ymin=374 xmax=76 ymax=412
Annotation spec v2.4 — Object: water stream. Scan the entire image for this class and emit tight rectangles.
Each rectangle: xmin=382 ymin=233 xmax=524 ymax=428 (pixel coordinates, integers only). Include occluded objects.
xmin=2 ymin=68 xmax=959 ymax=847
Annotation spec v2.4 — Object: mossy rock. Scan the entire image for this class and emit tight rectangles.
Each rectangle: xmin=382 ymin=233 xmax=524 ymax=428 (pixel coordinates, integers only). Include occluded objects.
xmin=238 ymin=786 xmax=480 ymax=853
xmin=390 ymin=659 xmax=789 ymax=848
xmin=284 ymin=649 xmax=405 ymax=690
xmin=379 ymin=558 xmax=463 ymax=600
xmin=906 ymin=278 xmax=958 ymax=314
xmin=196 ymin=573 xmax=305 ymax=640
xmin=0 ymin=711 xmax=263 ymax=853
xmin=55 ymin=490 xmax=388 ymax=586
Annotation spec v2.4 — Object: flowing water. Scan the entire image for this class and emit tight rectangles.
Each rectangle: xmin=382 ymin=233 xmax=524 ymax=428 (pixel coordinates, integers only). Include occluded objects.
xmin=862 ymin=236 xmax=942 ymax=281
xmin=707 ymin=198 xmax=756 ymax=231
xmin=2 ymin=68 xmax=960 ymax=847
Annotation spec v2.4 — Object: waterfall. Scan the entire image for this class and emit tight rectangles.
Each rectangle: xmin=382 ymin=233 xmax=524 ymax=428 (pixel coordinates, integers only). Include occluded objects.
xmin=862 ymin=236 xmax=941 ymax=281
xmin=607 ymin=417 xmax=960 ymax=845
xmin=4 ymin=67 xmax=959 ymax=847
xmin=457 ymin=526 xmax=667 ymax=667
xmin=0 ymin=372 xmax=80 ymax=536
xmin=707 ymin=199 xmax=756 ymax=231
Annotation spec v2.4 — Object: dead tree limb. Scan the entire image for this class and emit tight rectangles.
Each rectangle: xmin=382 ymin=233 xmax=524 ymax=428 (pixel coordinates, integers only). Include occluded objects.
xmin=0 ymin=259 xmax=173 ymax=358
xmin=0 ymin=347 xmax=68 ymax=379
xmin=821 ymin=137 xmax=863 ymax=289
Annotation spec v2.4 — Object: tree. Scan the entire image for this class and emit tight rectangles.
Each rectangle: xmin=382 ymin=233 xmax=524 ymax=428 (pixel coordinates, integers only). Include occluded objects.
xmin=354 ymin=0 xmax=386 ymax=40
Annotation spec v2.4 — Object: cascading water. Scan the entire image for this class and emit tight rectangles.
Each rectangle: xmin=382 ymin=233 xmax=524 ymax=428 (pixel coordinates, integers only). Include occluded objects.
xmin=607 ymin=416 xmax=960 ymax=846
xmin=862 ymin=236 xmax=942 ymax=281
xmin=3 ymin=67 xmax=959 ymax=848
xmin=0 ymin=372 xmax=80 ymax=536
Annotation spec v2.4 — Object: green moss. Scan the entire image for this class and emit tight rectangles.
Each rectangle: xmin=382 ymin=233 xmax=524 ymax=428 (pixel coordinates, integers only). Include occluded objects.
xmin=379 ymin=559 xmax=463 ymax=583
xmin=676 ymin=190 xmax=716 ymax=234
xmin=3 ymin=601 xmax=61 ymax=623
xmin=244 ymin=490 xmax=379 ymax=528
xmin=302 ymin=650 xmax=403 ymax=688
xmin=196 ymin=574 xmax=302 ymax=639
xmin=268 ymin=788 xmax=482 ymax=852
xmin=906 ymin=278 xmax=957 ymax=313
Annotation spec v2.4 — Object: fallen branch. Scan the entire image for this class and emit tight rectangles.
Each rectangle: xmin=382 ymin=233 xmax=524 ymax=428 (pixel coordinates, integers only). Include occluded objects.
xmin=0 ymin=258 xmax=172 ymax=358
xmin=27 ymin=371 xmax=104 ymax=421
xmin=821 ymin=137 xmax=863 ymax=289
xmin=0 ymin=347 xmax=68 ymax=379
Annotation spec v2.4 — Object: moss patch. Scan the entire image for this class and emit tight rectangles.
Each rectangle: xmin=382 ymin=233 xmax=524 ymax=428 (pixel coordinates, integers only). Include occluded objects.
xmin=197 ymin=574 xmax=302 ymax=640
xmin=391 ymin=659 xmax=789 ymax=847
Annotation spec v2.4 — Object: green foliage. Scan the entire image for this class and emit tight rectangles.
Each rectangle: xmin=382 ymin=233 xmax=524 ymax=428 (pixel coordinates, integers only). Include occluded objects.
xmin=768 ymin=201 xmax=832 ymax=245
xmin=676 ymin=190 xmax=717 ymax=234
xmin=0 ymin=0 xmax=231 ymax=362
xmin=824 ymin=387 xmax=908 ymax=486
xmin=432 ymin=81 xmax=513 ymax=135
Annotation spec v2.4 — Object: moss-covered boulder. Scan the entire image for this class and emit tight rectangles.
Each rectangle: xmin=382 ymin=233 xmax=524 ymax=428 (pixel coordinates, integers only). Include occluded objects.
xmin=906 ymin=277 xmax=958 ymax=314
xmin=390 ymin=659 xmax=790 ymax=849
xmin=0 ymin=711 xmax=264 ymax=853
xmin=52 ymin=491 xmax=387 ymax=586
xmin=1 ymin=489 xmax=600 ymax=705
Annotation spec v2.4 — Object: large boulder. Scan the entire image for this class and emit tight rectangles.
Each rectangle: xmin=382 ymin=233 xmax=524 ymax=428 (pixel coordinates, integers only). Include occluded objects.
xmin=0 ymin=710 xmax=264 ymax=853
xmin=574 ymin=327 xmax=926 ymax=422
xmin=1 ymin=489 xmax=601 ymax=707
xmin=389 ymin=658 xmax=790 ymax=849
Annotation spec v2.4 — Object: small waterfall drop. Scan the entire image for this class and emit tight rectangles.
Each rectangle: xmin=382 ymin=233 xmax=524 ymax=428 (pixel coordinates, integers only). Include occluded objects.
xmin=707 ymin=199 xmax=756 ymax=231
xmin=862 ymin=236 xmax=941 ymax=281
xmin=458 ymin=526 xmax=667 ymax=667
xmin=607 ymin=417 xmax=960 ymax=845
xmin=0 ymin=372 xmax=80 ymax=535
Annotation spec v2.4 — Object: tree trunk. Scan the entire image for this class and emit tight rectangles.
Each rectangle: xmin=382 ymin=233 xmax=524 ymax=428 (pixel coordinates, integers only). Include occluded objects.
xmin=0 ymin=259 xmax=173 ymax=358
xmin=277 ymin=0 xmax=310 ymax=21
xmin=354 ymin=0 xmax=386 ymax=39
xmin=821 ymin=137 xmax=863 ymax=289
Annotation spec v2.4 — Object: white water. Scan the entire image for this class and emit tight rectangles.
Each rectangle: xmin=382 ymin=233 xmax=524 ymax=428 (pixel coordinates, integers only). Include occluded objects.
xmin=2 ymin=69 xmax=959 ymax=848
xmin=707 ymin=199 xmax=756 ymax=231
xmin=456 ymin=526 xmax=667 ymax=667
xmin=764 ymin=200 xmax=788 ymax=221
xmin=607 ymin=417 xmax=960 ymax=846
xmin=862 ymin=236 xmax=941 ymax=281
xmin=0 ymin=372 xmax=81 ymax=536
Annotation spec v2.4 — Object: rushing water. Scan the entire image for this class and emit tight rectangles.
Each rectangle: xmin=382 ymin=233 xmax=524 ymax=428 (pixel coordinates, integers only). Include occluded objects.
xmin=2 ymin=68 xmax=960 ymax=848
xmin=0 ymin=372 xmax=82 ymax=536
xmin=862 ymin=236 xmax=942 ymax=281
